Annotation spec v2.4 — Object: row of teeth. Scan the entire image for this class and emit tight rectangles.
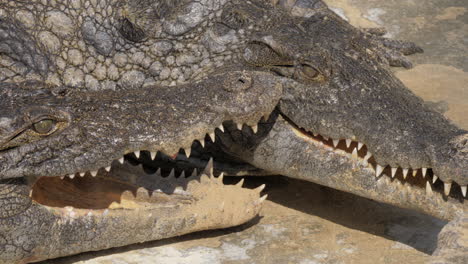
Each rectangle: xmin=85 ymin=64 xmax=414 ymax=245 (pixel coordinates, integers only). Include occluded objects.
xmin=308 ymin=132 xmax=467 ymax=198
xmin=59 ymin=121 xmax=261 ymax=178
xmin=60 ymin=161 xmax=268 ymax=216
xmin=59 ymin=117 xmax=466 ymax=198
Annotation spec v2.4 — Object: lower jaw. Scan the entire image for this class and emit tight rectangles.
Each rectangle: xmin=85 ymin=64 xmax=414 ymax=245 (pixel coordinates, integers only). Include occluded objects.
xmin=18 ymin=161 xmax=264 ymax=263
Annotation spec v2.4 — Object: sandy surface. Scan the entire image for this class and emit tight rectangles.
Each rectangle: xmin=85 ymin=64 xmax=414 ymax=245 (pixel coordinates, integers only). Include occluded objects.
xmin=42 ymin=1 xmax=467 ymax=263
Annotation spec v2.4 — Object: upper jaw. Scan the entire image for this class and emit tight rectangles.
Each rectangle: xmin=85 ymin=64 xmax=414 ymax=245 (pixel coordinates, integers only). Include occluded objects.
xmin=0 ymin=70 xmax=283 ymax=180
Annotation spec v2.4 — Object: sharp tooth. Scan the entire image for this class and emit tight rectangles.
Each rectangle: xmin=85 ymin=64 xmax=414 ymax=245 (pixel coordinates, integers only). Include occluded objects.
xmin=168 ymin=169 xmax=175 ymax=178
xmin=203 ymin=158 xmax=214 ymax=176
xmin=218 ymin=124 xmax=225 ymax=132
xmin=461 ymin=186 xmax=467 ymax=198
xmin=352 ymin=148 xmax=358 ymax=158
xmin=60 ymin=176 xmax=65 ymax=180
xmin=185 ymin=148 xmax=191 ymax=158
xmin=180 ymin=171 xmax=185 ymax=178
xmin=323 ymin=136 xmax=328 ymax=141
xmin=191 ymin=168 xmax=198 ymax=177
xmin=391 ymin=168 xmax=397 ymax=178
xmin=332 ymin=139 xmax=339 ymax=147
xmin=364 ymin=152 xmax=372 ymax=161
xmin=422 ymin=168 xmax=427 ymax=177
xmin=91 ymin=170 xmax=98 ymax=177
xmin=118 ymin=157 xmax=124 ymax=164
xmin=121 ymin=190 xmax=135 ymax=199
xmin=257 ymin=194 xmax=268 ymax=205
xmin=357 ymin=142 xmax=364 ymax=150
xmin=402 ymin=169 xmax=408 ymax=179
xmin=444 ymin=182 xmax=452 ymax=196
xmin=432 ymin=175 xmax=438 ymax=184
xmin=345 ymin=139 xmax=351 ymax=148
xmin=156 ymin=168 xmax=162 ymax=176
xmin=109 ymin=202 xmax=120 ymax=209
xmin=312 ymin=132 xmax=318 ymax=137
xmin=254 ymin=184 xmax=266 ymax=193
xmin=217 ymin=172 xmax=224 ymax=183
xmin=80 ymin=172 xmax=86 ymax=177
xmin=209 ymin=132 xmax=215 ymax=142
xmin=252 ymin=125 xmax=258 ymax=134
xmin=134 ymin=150 xmax=140 ymax=158
xmin=375 ymin=165 xmax=384 ymax=177
xmin=236 ymin=178 xmax=245 ymax=187
xmin=237 ymin=123 xmax=243 ymax=130
xmin=68 ymin=174 xmax=75 ymax=179
xmin=105 ymin=166 xmax=111 ymax=172
xmin=150 ymin=151 xmax=157 ymax=160
xmin=426 ymin=181 xmax=433 ymax=195
xmin=412 ymin=169 xmax=417 ymax=177
xmin=199 ymin=139 xmax=205 ymax=148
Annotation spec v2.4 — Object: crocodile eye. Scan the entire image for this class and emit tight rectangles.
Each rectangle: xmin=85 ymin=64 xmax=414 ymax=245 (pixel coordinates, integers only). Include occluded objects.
xmin=33 ymin=119 xmax=56 ymax=135
xmin=298 ymin=64 xmax=320 ymax=80
xmin=119 ymin=18 xmax=147 ymax=42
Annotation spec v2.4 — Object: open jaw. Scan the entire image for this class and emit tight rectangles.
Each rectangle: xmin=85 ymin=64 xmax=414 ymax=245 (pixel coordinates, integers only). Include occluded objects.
xmin=25 ymin=114 xmax=271 ymax=220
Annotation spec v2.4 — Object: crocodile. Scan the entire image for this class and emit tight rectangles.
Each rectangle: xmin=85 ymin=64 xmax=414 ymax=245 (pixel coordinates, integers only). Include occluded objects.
xmin=0 ymin=0 xmax=467 ymax=263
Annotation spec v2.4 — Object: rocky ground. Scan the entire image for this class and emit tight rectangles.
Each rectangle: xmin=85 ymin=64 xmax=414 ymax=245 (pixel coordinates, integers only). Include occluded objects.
xmin=43 ymin=0 xmax=467 ymax=263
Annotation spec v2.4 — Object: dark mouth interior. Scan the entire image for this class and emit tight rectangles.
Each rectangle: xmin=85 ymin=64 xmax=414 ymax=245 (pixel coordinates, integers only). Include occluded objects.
xmin=30 ymin=163 xmax=198 ymax=211
xmin=32 ymin=176 xmax=138 ymax=210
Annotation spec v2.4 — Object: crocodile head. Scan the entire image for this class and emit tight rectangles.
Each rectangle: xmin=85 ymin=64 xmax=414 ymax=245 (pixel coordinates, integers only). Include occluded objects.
xmin=208 ymin=1 xmax=468 ymax=216
xmin=0 ymin=71 xmax=279 ymax=263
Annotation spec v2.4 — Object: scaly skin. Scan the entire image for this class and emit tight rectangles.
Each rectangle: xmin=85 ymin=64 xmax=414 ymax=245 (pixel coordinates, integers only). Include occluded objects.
xmin=0 ymin=0 xmax=467 ymax=262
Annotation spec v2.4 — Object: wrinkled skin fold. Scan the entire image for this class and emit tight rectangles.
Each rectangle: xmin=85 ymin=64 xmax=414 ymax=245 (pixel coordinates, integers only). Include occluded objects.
xmin=0 ymin=0 xmax=467 ymax=263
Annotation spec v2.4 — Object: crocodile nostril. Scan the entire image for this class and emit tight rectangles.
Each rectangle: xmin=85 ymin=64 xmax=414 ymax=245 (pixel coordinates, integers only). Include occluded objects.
xmin=452 ymin=134 xmax=468 ymax=153
xmin=234 ymin=75 xmax=252 ymax=90
xmin=223 ymin=73 xmax=253 ymax=92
